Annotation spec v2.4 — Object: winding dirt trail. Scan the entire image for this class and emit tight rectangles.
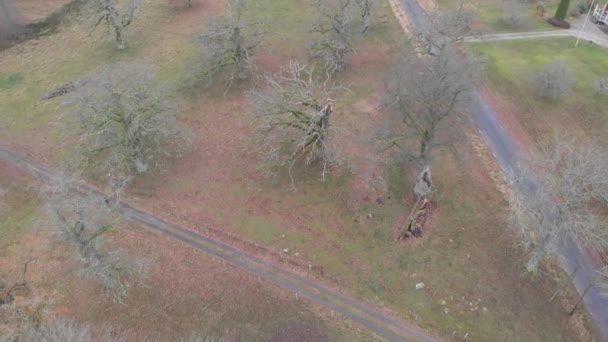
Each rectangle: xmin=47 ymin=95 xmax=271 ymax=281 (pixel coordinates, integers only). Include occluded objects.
xmin=0 ymin=147 xmax=435 ymax=342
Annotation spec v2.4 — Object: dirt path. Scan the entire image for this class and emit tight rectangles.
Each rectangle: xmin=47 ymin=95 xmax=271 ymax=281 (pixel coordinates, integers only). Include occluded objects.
xmin=0 ymin=147 xmax=435 ymax=342
xmin=390 ymin=0 xmax=608 ymax=339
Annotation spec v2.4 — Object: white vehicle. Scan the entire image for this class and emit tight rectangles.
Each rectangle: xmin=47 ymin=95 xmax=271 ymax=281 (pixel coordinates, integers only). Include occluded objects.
xmin=593 ymin=2 xmax=608 ymax=24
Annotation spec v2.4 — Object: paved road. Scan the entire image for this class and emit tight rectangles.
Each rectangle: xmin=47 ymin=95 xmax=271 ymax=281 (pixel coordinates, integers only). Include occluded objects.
xmin=464 ymin=30 xmax=608 ymax=48
xmin=393 ymin=0 xmax=608 ymax=340
xmin=0 ymin=148 xmax=435 ymax=342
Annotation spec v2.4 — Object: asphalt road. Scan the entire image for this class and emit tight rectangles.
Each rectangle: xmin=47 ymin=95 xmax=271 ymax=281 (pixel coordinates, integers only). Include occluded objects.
xmin=394 ymin=0 xmax=608 ymax=339
xmin=0 ymin=147 xmax=435 ymax=342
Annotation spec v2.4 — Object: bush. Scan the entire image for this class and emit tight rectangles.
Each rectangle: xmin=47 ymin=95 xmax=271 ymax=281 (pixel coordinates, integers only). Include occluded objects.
xmin=594 ymin=78 xmax=608 ymax=95
xmin=577 ymin=1 xmax=591 ymax=13
xmin=533 ymin=61 xmax=572 ymax=100
xmin=500 ymin=0 xmax=530 ymax=28
xmin=547 ymin=17 xmax=571 ymax=28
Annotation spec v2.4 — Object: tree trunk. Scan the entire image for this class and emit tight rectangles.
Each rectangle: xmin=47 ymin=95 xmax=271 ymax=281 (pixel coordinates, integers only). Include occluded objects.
xmin=361 ymin=11 xmax=371 ymax=34
xmin=115 ymin=26 xmax=125 ymax=49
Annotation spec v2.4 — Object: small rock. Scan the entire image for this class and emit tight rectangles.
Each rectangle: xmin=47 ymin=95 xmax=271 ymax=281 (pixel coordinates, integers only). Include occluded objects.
xmin=281 ymin=234 xmax=285 ymax=238
xmin=283 ymin=249 xmax=289 ymax=253
xmin=443 ymin=308 xmax=449 ymax=314
xmin=438 ymin=299 xmax=447 ymax=306
xmin=295 ymin=252 xmax=300 ymax=257
xmin=482 ymin=307 xmax=487 ymax=312
xmin=415 ymin=282 xmax=425 ymax=290
xmin=367 ymin=213 xmax=374 ymax=219
xmin=411 ymin=273 xmax=416 ymax=278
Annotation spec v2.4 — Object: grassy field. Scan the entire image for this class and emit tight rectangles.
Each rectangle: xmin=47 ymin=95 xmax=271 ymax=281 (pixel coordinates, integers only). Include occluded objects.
xmin=437 ymin=0 xmax=558 ymax=33
xmin=0 ymin=0 xmax=594 ymax=340
xmin=468 ymin=37 xmax=608 ymax=146
xmin=0 ymin=169 xmax=378 ymax=341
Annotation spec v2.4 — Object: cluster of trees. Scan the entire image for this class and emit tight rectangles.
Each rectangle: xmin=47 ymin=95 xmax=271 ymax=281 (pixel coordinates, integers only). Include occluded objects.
xmin=36 ymin=63 xmax=184 ymax=304
xmin=40 ymin=0 xmax=482 ymax=262
xmin=6 ymin=0 xmax=608 ymax=336
xmin=509 ymin=135 xmax=608 ymax=308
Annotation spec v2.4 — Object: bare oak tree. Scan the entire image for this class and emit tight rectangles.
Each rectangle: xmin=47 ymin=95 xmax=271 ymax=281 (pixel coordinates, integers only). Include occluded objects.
xmin=308 ymin=0 xmax=358 ymax=73
xmin=381 ymin=8 xmax=478 ymax=239
xmin=250 ymin=61 xmax=343 ymax=181
xmin=61 ymin=63 xmax=191 ymax=177
xmin=93 ymin=0 xmax=137 ymax=49
xmin=383 ymin=47 xmax=478 ymax=195
xmin=192 ymin=0 xmax=266 ymax=88
xmin=414 ymin=6 xmax=477 ymax=56
xmin=510 ymin=135 xmax=608 ymax=273
xmin=41 ymin=171 xmax=148 ymax=300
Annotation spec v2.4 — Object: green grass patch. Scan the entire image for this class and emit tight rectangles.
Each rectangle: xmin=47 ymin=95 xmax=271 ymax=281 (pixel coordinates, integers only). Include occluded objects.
xmin=0 ymin=73 xmax=23 ymax=89
xmin=239 ymin=217 xmax=280 ymax=245
xmin=468 ymin=37 xmax=608 ymax=142
xmin=438 ymin=0 xmax=557 ymax=32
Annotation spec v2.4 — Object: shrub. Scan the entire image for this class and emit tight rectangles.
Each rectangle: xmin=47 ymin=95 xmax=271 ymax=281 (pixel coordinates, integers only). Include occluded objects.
xmin=533 ymin=61 xmax=572 ymax=100
xmin=594 ymin=78 xmax=608 ymax=95
xmin=500 ymin=0 xmax=529 ymax=28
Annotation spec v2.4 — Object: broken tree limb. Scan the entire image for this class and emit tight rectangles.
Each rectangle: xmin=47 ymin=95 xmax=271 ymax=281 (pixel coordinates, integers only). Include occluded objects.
xmin=398 ymin=197 xmax=431 ymax=240
xmin=41 ymin=78 xmax=88 ymax=100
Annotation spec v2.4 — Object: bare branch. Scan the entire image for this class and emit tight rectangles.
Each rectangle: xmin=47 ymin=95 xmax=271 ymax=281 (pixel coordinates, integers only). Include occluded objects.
xmin=510 ymin=134 xmax=608 ymax=272
xmin=249 ymin=60 xmax=345 ymax=182
xmin=92 ymin=0 xmax=138 ymax=49
xmin=61 ymin=63 xmax=192 ymax=178
xmin=308 ymin=0 xmax=359 ymax=74
xmin=190 ymin=0 xmax=267 ymax=89
xmin=40 ymin=171 xmax=149 ymax=300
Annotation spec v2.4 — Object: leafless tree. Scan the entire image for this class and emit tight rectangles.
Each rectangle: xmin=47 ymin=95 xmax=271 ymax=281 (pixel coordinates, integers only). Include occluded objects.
xmin=41 ymin=171 xmax=149 ymax=300
xmin=61 ymin=63 xmax=191 ymax=178
xmin=414 ymin=6 xmax=478 ymax=56
xmin=381 ymin=9 xmax=478 ymax=239
xmin=382 ymin=47 xmax=478 ymax=195
xmin=354 ymin=0 xmax=376 ymax=34
xmin=510 ymin=135 xmax=608 ymax=273
xmin=533 ymin=61 xmax=572 ymax=100
xmin=308 ymin=0 xmax=358 ymax=73
xmin=0 ymin=259 xmax=54 ymax=340
xmin=93 ymin=0 xmax=137 ymax=49
xmin=249 ymin=61 xmax=344 ymax=182
xmin=192 ymin=0 xmax=266 ymax=88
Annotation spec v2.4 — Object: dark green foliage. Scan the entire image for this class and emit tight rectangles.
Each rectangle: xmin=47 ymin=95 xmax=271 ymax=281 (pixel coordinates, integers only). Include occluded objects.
xmin=554 ymin=0 xmax=571 ymax=21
